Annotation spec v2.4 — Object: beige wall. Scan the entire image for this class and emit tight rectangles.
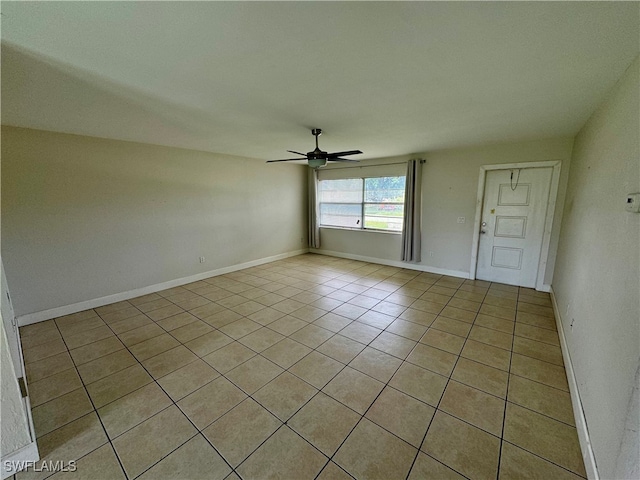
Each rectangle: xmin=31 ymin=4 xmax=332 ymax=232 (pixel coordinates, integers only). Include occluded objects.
xmin=318 ymin=137 xmax=573 ymax=285
xmin=552 ymin=57 xmax=639 ymax=479
xmin=1 ymin=127 xmax=308 ymax=317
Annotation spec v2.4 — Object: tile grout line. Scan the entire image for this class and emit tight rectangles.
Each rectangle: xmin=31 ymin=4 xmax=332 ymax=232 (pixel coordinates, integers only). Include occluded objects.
xmin=44 ymin=299 xmax=238 ymax=479
xmin=66 ymin=318 xmax=183 ymax=480
xmin=24 ymin=264 xmax=441 ymax=479
xmin=497 ymin=289 xmax=587 ymax=479
xmin=224 ymin=261 xmax=426 ymax=477
xmin=229 ymin=271 xmax=575 ymax=475
xmin=499 ymin=438 xmax=589 ymax=479
xmin=77 ymin=262 xmax=385 ymax=477
xmin=20 ymin=256 xmax=572 ymax=480
xmin=223 ymin=269 xmax=445 ymax=477
xmin=49 ymin=316 xmax=130 ymax=480
xmin=494 ymin=286 xmax=519 ymax=480
xmin=92 ymin=306 xmax=237 ymax=480
xmin=323 ymin=320 xmax=413 ymax=461
xmin=402 ymin=278 xmax=489 ymax=480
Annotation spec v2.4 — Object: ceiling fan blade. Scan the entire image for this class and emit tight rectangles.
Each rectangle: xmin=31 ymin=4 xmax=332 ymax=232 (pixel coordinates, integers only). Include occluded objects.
xmin=266 ymin=158 xmax=307 ymax=163
xmin=287 ymin=150 xmax=308 ymax=157
xmin=328 ymin=158 xmax=359 ymax=162
xmin=327 ymin=150 xmax=363 ymax=157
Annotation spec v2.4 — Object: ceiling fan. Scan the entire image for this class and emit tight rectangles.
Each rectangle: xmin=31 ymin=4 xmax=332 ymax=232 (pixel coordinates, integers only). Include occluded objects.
xmin=267 ymin=128 xmax=363 ymax=168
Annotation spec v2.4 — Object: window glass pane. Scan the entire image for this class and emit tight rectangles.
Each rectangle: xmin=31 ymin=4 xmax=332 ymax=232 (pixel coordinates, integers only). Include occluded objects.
xmin=320 ymin=204 xmax=362 ymax=228
xmin=319 ymin=179 xmax=363 ymax=203
xmin=364 ymin=204 xmax=404 ymax=231
xmin=318 ymin=176 xmax=406 ymax=232
xmin=364 ymin=176 xmax=406 ymax=203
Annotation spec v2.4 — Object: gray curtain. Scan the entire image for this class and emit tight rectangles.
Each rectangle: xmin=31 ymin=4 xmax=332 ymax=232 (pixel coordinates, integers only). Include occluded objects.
xmin=308 ymin=168 xmax=320 ymax=249
xmin=401 ymin=159 xmax=423 ymax=262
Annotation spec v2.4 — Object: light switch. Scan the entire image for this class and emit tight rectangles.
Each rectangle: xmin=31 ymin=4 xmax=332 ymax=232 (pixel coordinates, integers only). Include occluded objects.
xmin=625 ymin=193 xmax=640 ymax=213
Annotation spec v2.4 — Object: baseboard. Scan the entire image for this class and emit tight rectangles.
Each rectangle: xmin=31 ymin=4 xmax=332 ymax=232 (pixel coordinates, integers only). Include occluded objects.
xmin=2 ymin=441 xmax=39 ymax=479
xmin=550 ymin=287 xmax=599 ymax=480
xmin=309 ymin=249 xmax=470 ymax=279
xmin=17 ymin=249 xmax=309 ymax=326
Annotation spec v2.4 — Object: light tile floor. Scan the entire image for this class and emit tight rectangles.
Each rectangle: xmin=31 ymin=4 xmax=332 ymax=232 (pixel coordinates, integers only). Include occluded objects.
xmin=16 ymin=254 xmax=586 ymax=480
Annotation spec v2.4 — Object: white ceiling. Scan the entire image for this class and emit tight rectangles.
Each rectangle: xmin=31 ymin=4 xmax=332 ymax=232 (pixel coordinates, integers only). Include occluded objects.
xmin=1 ymin=1 xmax=638 ymax=161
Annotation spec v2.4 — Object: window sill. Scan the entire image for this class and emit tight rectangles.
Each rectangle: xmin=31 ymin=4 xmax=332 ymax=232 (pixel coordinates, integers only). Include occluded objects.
xmin=319 ymin=226 xmax=402 ymax=235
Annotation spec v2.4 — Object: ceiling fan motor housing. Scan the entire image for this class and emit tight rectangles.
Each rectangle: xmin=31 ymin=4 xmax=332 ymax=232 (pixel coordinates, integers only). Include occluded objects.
xmin=308 ymin=148 xmax=327 ymax=159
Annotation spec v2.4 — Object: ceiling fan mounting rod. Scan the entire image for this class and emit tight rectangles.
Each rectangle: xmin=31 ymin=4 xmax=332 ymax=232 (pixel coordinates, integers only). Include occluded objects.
xmin=311 ymin=128 xmax=322 ymax=150
xmin=307 ymin=128 xmax=325 ymax=158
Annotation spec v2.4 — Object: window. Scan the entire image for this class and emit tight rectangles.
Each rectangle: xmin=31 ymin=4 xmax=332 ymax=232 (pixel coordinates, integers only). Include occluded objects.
xmin=319 ymin=176 xmax=406 ymax=232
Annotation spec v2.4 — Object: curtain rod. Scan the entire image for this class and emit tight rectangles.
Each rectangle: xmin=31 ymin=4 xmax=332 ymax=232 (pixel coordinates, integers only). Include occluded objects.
xmin=323 ymin=159 xmax=424 ymax=170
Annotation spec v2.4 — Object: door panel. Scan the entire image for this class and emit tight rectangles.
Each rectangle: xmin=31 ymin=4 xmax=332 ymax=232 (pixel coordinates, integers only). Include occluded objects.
xmin=495 ymin=216 xmax=527 ymax=238
xmin=492 ymin=246 xmax=523 ymax=269
xmin=476 ymin=168 xmax=552 ymax=287
xmin=497 ymin=183 xmax=531 ymax=205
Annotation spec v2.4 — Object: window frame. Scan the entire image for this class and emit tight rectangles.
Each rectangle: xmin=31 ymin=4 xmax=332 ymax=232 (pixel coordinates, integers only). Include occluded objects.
xmin=318 ymin=175 xmax=406 ymax=233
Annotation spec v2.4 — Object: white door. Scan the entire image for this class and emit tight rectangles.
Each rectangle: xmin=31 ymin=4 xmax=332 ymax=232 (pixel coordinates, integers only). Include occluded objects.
xmin=1 ymin=260 xmax=39 ymax=478
xmin=476 ymin=167 xmax=552 ymax=287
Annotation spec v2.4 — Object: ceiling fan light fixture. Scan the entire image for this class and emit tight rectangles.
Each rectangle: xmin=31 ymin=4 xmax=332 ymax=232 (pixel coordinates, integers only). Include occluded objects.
xmin=308 ymin=158 xmax=327 ymax=168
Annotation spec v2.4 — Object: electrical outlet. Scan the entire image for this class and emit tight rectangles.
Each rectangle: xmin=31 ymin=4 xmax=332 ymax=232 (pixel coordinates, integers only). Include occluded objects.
xmin=457 ymin=217 xmax=466 ymax=224
xmin=429 ymin=251 xmax=434 ymax=257
xmin=199 ymin=256 xmax=205 ymax=263
xmin=625 ymin=193 xmax=640 ymax=213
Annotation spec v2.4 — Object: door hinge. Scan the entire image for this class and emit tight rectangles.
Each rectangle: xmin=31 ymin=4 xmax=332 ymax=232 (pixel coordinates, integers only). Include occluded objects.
xmin=18 ymin=377 xmax=28 ymax=398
